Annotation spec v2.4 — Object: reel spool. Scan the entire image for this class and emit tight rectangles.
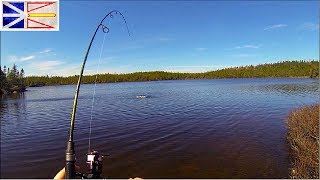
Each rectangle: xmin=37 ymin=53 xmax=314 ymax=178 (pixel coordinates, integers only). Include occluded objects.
xmin=86 ymin=151 xmax=104 ymax=178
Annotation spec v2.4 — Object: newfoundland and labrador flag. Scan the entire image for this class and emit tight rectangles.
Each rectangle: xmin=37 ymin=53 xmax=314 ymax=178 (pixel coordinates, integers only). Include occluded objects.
xmin=0 ymin=0 xmax=59 ymax=31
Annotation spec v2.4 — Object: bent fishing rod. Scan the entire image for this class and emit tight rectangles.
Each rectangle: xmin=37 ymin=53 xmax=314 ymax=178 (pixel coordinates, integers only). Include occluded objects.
xmin=65 ymin=10 xmax=130 ymax=179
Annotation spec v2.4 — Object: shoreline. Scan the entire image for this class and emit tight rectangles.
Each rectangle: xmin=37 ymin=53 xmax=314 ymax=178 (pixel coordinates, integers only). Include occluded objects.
xmin=25 ymin=76 xmax=317 ymax=88
xmin=19 ymin=60 xmax=320 ymax=88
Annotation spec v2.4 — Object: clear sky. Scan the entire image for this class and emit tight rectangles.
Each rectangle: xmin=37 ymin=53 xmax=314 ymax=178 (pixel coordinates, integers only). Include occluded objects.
xmin=1 ymin=0 xmax=319 ymax=76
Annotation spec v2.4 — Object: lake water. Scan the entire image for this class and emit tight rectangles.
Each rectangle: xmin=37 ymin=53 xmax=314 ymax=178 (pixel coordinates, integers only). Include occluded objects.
xmin=1 ymin=78 xmax=319 ymax=178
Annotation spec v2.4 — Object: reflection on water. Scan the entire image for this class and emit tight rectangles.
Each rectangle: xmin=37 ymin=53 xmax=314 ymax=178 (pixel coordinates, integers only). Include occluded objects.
xmin=1 ymin=93 xmax=27 ymax=128
xmin=0 ymin=78 xmax=319 ymax=178
xmin=241 ymin=82 xmax=318 ymax=96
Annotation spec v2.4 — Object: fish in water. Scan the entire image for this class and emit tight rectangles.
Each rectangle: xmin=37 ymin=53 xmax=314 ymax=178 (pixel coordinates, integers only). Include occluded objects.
xmin=136 ymin=95 xmax=147 ymax=99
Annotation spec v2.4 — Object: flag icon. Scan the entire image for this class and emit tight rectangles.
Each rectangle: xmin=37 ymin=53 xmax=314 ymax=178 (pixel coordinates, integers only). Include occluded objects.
xmin=1 ymin=0 xmax=59 ymax=31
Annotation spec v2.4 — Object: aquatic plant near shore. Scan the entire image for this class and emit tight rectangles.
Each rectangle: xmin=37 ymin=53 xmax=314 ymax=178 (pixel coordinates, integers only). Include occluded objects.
xmin=287 ymin=103 xmax=319 ymax=179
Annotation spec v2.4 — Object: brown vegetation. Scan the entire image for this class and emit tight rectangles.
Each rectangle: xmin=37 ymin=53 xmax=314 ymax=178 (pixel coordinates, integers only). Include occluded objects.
xmin=287 ymin=103 xmax=319 ymax=179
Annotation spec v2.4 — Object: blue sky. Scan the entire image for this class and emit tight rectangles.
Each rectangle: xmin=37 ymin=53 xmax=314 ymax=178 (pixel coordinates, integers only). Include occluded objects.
xmin=1 ymin=0 xmax=319 ymax=76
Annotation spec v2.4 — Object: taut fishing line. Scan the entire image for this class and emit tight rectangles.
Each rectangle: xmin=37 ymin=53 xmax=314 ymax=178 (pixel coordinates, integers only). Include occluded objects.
xmin=88 ymin=32 xmax=107 ymax=153
xmin=88 ymin=12 xmax=129 ymax=153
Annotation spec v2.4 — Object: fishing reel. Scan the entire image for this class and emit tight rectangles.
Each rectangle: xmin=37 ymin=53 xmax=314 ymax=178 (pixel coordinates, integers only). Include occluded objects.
xmin=76 ymin=151 xmax=107 ymax=179
xmin=85 ymin=151 xmax=104 ymax=179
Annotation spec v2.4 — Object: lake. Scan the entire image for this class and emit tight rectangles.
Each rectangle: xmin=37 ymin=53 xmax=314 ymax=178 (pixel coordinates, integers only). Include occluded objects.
xmin=1 ymin=78 xmax=319 ymax=178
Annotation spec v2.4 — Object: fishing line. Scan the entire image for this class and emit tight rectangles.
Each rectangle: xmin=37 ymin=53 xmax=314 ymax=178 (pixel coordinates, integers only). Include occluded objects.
xmin=87 ymin=15 xmax=131 ymax=152
xmin=88 ymin=31 xmax=107 ymax=152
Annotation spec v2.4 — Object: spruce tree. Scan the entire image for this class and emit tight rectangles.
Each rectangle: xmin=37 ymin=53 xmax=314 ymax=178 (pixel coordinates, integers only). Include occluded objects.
xmin=0 ymin=67 xmax=8 ymax=94
xmin=7 ymin=64 xmax=20 ymax=92
xmin=20 ymin=68 xmax=26 ymax=91
xmin=3 ymin=65 xmax=7 ymax=77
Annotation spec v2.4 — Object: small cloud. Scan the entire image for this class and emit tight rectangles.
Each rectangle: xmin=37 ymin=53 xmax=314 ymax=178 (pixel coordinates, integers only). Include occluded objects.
xmin=152 ymin=36 xmax=175 ymax=42
xmin=264 ymin=24 xmax=287 ymax=30
xmin=26 ymin=63 xmax=80 ymax=76
xmin=33 ymin=61 xmax=64 ymax=70
xmin=231 ymin=54 xmax=257 ymax=58
xmin=299 ymin=22 xmax=319 ymax=31
xmin=39 ymin=49 xmax=52 ymax=54
xmin=195 ymin=48 xmax=208 ymax=51
xmin=158 ymin=37 xmax=175 ymax=41
xmin=233 ymin=44 xmax=260 ymax=49
xmin=144 ymin=36 xmax=175 ymax=42
xmin=20 ymin=55 xmax=35 ymax=62
xmin=8 ymin=55 xmax=36 ymax=62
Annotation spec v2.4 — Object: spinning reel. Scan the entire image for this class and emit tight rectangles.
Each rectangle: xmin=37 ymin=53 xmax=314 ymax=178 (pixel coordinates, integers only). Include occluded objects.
xmin=74 ymin=151 xmax=105 ymax=179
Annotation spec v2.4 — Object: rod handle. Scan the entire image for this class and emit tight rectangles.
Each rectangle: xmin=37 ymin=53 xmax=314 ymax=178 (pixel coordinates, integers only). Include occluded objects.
xmin=65 ymin=141 xmax=76 ymax=179
xmin=65 ymin=161 xmax=76 ymax=179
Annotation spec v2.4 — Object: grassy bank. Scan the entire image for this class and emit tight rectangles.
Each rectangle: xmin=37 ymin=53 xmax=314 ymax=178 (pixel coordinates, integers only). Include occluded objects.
xmin=287 ymin=103 xmax=319 ymax=179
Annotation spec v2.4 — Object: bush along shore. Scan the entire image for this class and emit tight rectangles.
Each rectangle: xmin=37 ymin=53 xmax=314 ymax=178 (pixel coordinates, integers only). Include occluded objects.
xmin=287 ymin=103 xmax=319 ymax=179
xmin=0 ymin=64 xmax=26 ymax=95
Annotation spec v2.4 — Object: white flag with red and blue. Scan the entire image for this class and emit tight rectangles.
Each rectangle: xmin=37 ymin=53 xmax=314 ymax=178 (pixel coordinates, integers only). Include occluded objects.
xmin=1 ymin=0 xmax=59 ymax=31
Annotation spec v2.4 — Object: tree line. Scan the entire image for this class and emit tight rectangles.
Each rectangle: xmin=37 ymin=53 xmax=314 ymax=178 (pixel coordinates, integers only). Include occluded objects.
xmin=0 ymin=64 xmax=26 ymax=95
xmin=24 ymin=60 xmax=319 ymax=87
xmin=1 ymin=60 xmax=318 ymax=92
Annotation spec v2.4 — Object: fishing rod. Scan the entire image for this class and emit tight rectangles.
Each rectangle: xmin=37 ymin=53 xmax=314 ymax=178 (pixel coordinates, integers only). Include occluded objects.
xmin=65 ymin=10 xmax=130 ymax=179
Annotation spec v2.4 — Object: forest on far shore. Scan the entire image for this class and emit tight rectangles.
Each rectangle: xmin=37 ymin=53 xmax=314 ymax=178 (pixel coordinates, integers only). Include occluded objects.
xmin=23 ymin=60 xmax=319 ymax=87
xmin=1 ymin=60 xmax=319 ymax=94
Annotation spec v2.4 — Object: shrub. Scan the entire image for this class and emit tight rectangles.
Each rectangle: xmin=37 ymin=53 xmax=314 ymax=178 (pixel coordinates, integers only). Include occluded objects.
xmin=287 ymin=103 xmax=319 ymax=179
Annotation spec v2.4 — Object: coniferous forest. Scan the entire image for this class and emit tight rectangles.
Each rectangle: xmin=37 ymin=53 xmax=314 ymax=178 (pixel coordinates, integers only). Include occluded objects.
xmin=0 ymin=64 xmax=26 ymax=95
xmin=1 ymin=60 xmax=319 ymax=94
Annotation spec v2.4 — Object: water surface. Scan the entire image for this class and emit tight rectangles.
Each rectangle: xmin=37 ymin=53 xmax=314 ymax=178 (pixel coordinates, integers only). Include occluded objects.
xmin=1 ymin=78 xmax=319 ymax=178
